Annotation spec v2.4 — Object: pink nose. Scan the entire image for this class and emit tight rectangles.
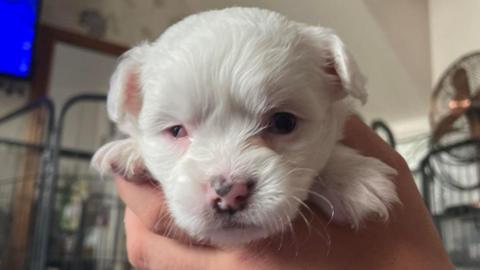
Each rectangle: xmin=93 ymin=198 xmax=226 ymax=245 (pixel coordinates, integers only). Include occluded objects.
xmin=207 ymin=178 xmax=254 ymax=214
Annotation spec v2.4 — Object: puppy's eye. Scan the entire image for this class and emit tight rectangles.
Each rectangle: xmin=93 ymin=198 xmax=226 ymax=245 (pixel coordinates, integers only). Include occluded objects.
xmin=268 ymin=112 xmax=296 ymax=134
xmin=168 ymin=125 xmax=188 ymax=138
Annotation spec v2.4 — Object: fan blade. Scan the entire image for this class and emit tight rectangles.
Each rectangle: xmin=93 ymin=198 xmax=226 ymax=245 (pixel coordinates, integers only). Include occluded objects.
xmin=432 ymin=108 xmax=467 ymax=142
xmin=451 ymin=67 xmax=471 ymax=100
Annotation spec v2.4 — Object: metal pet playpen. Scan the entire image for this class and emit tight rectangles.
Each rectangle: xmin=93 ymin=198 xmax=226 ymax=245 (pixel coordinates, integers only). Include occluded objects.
xmin=0 ymin=94 xmax=131 ymax=270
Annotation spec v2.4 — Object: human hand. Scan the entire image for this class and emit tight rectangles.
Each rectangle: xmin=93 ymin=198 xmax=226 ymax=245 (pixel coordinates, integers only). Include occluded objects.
xmin=116 ymin=116 xmax=454 ymax=270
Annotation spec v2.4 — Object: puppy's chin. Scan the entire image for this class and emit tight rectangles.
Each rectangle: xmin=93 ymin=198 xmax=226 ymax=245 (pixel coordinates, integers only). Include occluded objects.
xmin=202 ymin=226 xmax=272 ymax=247
xmin=188 ymin=218 xmax=289 ymax=247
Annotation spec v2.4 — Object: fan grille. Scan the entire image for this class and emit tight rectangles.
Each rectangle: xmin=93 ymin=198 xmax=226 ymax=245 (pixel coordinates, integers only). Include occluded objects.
xmin=431 ymin=52 xmax=480 ymax=146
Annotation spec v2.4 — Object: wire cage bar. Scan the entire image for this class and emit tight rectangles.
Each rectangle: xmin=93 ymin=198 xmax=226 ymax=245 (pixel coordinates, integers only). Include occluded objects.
xmin=420 ymin=139 xmax=480 ymax=269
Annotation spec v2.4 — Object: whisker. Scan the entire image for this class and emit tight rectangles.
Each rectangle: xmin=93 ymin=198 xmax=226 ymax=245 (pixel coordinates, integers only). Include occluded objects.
xmin=288 ymin=190 xmax=334 ymax=244
xmin=292 ymin=188 xmax=335 ymax=225
xmin=276 ymin=214 xmax=285 ymax=251
xmin=152 ymin=210 xmax=170 ymax=232
xmin=164 ymin=218 xmax=176 ymax=239
xmin=283 ymin=199 xmax=299 ymax=256
xmin=255 ymin=166 xmax=317 ymax=190
xmin=288 ymin=196 xmax=313 ymax=236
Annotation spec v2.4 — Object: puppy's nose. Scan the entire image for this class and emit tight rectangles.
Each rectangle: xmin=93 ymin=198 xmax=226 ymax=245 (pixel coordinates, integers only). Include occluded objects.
xmin=208 ymin=178 xmax=254 ymax=214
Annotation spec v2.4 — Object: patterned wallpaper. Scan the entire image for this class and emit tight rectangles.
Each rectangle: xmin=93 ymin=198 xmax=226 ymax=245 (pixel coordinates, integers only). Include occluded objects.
xmin=41 ymin=0 xmax=192 ymax=46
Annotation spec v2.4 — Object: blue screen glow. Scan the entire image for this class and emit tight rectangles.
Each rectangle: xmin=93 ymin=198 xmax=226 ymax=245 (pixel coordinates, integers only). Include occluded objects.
xmin=0 ymin=0 xmax=40 ymax=79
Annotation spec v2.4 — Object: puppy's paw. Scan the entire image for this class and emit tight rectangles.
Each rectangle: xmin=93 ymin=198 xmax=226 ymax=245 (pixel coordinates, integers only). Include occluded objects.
xmin=91 ymin=138 xmax=148 ymax=181
xmin=311 ymin=145 xmax=399 ymax=228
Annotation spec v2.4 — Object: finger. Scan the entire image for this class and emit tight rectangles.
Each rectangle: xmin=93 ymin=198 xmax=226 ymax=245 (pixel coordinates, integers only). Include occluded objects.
xmin=124 ymin=208 xmax=216 ymax=270
xmin=115 ymin=176 xmax=167 ymax=230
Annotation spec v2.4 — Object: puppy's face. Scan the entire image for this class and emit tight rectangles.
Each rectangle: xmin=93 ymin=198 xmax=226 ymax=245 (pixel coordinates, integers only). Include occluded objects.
xmin=99 ymin=8 xmax=366 ymax=246
xmin=140 ymin=41 xmax=335 ymax=245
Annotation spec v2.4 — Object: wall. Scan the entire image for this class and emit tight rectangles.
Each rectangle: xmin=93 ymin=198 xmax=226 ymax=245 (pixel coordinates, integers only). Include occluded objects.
xmin=429 ymin=0 xmax=480 ymax=84
xmin=41 ymin=0 xmax=433 ymax=139
xmin=41 ymin=0 xmax=192 ymax=46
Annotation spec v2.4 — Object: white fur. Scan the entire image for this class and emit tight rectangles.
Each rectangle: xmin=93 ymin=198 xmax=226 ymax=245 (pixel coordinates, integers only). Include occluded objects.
xmin=92 ymin=7 xmax=398 ymax=246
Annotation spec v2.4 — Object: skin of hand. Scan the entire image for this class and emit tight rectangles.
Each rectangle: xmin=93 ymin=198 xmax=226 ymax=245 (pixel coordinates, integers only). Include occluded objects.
xmin=115 ymin=116 xmax=454 ymax=270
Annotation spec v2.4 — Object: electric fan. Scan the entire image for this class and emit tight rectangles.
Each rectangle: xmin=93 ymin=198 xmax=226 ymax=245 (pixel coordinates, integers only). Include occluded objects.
xmin=431 ymin=52 xmax=480 ymax=147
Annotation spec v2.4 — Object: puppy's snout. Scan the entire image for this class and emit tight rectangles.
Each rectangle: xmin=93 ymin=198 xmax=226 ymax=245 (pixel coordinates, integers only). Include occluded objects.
xmin=208 ymin=177 xmax=255 ymax=214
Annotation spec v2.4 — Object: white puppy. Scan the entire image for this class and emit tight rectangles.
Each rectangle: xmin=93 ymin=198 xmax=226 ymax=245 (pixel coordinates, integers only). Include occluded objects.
xmin=92 ymin=7 xmax=398 ymax=246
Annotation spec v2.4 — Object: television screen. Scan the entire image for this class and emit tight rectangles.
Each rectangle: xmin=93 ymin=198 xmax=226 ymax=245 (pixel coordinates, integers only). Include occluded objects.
xmin=0 ymin=0 xmax=40 ymax=79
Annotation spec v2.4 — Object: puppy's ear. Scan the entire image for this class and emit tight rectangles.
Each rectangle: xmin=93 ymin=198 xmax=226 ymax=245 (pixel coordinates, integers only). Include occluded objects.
xmin=302 ymin=26 xmax=367 ymax=104
xmin=107 ymin=43 xmax=149 ymax=135
xmin=93 ymin=44 xmax=150 ymax=179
